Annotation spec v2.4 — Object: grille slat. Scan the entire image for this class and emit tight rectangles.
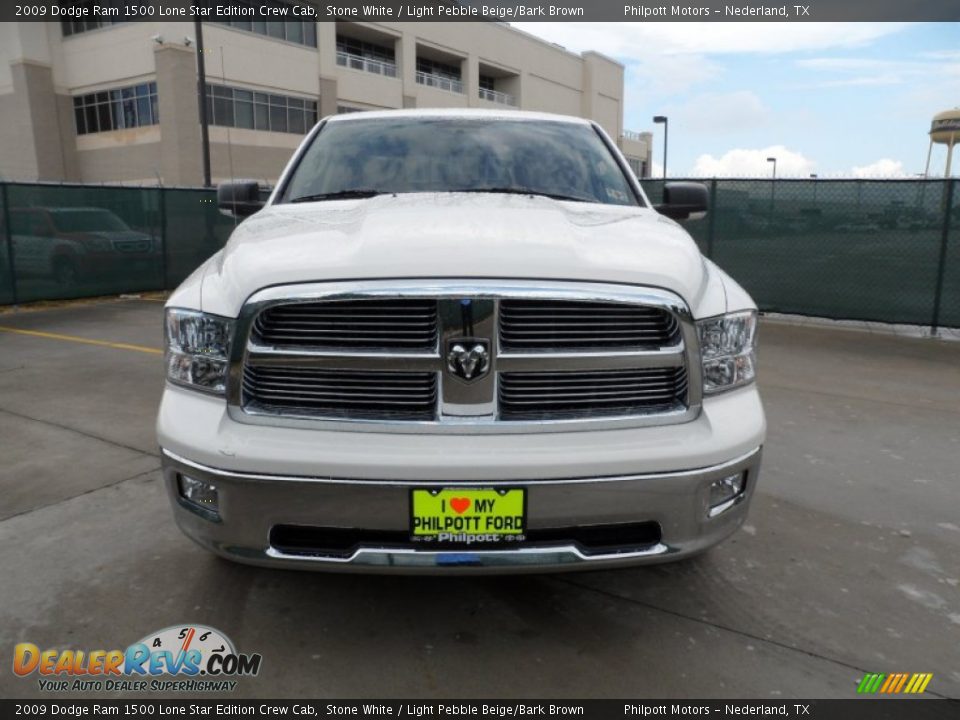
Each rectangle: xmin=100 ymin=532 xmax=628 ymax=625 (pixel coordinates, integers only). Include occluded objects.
xmin=243 ymin=366 xmax=437 ymax=420
xmin=500 ymin=367 xmax=687 ymax=420
xmin=500 ymin=300 xmax=679 ymax=351
xmin=254 ymin=299 xmax=437 ymax=350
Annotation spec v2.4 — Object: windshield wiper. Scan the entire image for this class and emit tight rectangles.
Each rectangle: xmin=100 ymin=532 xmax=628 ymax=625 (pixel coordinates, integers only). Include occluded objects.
xmin=450 ymin=187 xmax=593 ymax=203
xmin=289 ymin=189 xmax=385 ymax=203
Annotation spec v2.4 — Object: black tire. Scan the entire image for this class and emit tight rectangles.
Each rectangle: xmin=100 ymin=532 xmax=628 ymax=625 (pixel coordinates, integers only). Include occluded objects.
xmin=52 ymin=257 xmax=79 ymax=285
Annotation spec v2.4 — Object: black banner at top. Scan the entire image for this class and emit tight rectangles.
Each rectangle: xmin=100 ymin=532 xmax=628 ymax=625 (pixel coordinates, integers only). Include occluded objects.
xmin=5 ymin=0 xmax=960 ymax=23
xmin=0 ymin=700 xmax=958 ymax=720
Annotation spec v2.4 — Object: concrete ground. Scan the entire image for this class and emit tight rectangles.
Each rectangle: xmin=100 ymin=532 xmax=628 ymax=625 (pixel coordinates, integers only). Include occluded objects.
xmin=0 ymin=298 xmax=958 ymax=700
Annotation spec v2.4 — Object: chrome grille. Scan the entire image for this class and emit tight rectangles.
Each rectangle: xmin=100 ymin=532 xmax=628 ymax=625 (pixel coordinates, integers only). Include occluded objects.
xmin=242 ymin=366 xmax=437 ymax=420
xmin=500 ymin=367 xmax=688 ymax=420
xmin=231 ymin=282 xmax=700 ymax=433
xmin=253 ymin=299 xmax=438 ymax=350
xmin=500 ymin=300 xmax=679 ymax=350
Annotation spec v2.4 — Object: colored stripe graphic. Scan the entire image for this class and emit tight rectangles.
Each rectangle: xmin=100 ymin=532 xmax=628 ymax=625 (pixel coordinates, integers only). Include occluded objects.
xmin=857 ymin=674 xmax=883 ymax=693
xmin=858 ymin=672 xmax=933 ymax=694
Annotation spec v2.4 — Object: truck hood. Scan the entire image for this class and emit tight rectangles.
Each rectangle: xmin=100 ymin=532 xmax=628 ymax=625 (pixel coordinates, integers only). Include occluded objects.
xmin=200 ymin=193 xmax=721 ymax=317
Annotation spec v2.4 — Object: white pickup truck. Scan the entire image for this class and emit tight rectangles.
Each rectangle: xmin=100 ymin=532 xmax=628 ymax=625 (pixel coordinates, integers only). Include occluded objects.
xmin=157 ymin=109 xmax=765 ymax=573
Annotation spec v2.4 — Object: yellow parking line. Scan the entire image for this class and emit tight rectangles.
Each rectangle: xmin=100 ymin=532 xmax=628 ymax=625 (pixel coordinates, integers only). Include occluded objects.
xmin=0 ymin=326 xmax=162 ymax=355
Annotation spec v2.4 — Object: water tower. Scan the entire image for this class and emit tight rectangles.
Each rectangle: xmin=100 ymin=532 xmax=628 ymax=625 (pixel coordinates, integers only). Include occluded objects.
xmin=924 ymin=108 xmax=960 ymax=177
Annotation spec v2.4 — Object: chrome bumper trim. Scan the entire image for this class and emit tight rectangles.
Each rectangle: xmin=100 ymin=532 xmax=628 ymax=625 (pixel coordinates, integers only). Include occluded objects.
xmin=264 ymin=543 xmax=670 ymax=567
xmin=162 ymin=446 xmax=760 ymax=487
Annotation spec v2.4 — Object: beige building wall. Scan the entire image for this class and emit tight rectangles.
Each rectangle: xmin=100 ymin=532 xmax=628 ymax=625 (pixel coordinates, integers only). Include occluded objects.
xmin=0 ymin=19 xmax=651 ymax=185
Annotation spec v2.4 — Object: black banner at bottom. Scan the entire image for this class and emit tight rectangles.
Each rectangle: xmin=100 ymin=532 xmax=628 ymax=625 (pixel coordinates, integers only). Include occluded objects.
xmin=0 ymin=700 xmax=958 ymax=720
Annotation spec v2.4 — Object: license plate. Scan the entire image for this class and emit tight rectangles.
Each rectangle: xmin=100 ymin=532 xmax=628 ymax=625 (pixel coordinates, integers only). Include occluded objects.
xmin=410 ymin=488 xmax=526 ymax=545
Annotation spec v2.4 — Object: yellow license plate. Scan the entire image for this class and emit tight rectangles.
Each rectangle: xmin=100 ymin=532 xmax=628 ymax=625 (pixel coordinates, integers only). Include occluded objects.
xmin=410 ymin=488 xmax=526 ymax=543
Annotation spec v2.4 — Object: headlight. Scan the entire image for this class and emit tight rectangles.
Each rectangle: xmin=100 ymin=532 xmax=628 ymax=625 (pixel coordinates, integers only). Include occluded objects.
xmin=165 ymin=308 xmax=234 ymax=394
xmin=697 ymin=310 xmax=757 ymax=394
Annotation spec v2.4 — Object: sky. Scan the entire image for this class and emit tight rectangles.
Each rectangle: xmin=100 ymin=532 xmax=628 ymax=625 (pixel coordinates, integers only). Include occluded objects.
xmin=513 ymin=22 xmax=960 ymax=178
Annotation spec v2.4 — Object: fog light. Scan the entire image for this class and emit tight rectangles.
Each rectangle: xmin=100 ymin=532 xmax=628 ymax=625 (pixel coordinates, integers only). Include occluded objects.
xmin=178 ymin=474 xmax=219 ymax=518
xmin=708 ymin=472 xmax=745 ymax=516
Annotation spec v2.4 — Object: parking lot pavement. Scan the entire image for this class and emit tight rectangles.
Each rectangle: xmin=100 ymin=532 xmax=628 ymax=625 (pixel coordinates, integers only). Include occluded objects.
xmin=1 ymin=300 xmax=958 ymax=699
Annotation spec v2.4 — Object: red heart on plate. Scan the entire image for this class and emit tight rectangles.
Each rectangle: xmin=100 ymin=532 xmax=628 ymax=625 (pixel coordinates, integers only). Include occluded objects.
xmin=450 ymin=498 xmax=471 ymax=514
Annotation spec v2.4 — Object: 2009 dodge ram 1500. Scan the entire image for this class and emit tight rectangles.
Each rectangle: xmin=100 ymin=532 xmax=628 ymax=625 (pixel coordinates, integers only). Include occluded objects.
xmin=157 ymin=109 xmax=765 ymax=573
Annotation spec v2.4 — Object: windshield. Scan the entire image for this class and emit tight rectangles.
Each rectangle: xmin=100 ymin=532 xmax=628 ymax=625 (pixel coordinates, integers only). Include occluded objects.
xmin=51 ymin=210 xmax=129 ymax=233
xmin=280 ymin=118 xmax=641 ymax=207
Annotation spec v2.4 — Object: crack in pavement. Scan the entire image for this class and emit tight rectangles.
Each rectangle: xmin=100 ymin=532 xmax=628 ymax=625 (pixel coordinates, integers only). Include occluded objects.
xmin=0 ymin=406 xmax=158 ymax=460
xmin=0 ymin=466 xmax=161 ymax=524
xmin=550 ymin=576 xmax=955 ymax=700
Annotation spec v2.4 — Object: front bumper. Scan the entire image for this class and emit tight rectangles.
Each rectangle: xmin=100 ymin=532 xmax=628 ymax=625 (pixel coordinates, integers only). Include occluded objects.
xmin=158 ymin=382 xmax=765 ymax=573
xmin=162 ymin=447 xmax=761 ymax=573
xmin=158 ymin=396 xmax=765 ymax=573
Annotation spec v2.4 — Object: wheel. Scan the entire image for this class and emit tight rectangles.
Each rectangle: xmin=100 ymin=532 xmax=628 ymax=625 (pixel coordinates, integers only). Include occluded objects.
xmin=52 ymin=257 xmax=79 ymax=285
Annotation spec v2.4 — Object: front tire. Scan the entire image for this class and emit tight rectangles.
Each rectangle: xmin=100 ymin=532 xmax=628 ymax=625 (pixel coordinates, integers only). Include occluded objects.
xmin=52 ymin=257 xmax=79 ymax=285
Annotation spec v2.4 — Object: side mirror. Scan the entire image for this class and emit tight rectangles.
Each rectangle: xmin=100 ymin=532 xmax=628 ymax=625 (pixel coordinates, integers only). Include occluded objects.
xmin=217 ymin=181 xmax=264 ymax=218
xmin=654 ymin=182 xmax=709 ymax=221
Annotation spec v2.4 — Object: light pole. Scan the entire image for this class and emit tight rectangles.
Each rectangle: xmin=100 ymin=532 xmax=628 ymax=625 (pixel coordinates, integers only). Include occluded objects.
xmin=767 ymin=157 xmax=777 ymax=211
xmin=653 ymin=115 xmax=668 ymax=179
xmin=195 ymin=19 xmax=212 ymax=188
xmin=810 ymin=173 xmax=818 ymax=204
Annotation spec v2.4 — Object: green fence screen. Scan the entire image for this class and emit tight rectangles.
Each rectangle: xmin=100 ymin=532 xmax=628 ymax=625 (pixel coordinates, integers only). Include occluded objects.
xmin=0 ymin=179 xmax=957 ymax=330
xmin=641 ymin=178 xmax=958 ymax=330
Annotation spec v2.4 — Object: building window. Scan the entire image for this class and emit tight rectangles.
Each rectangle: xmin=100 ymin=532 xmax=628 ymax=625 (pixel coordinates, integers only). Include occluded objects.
xmin=62 ymin=20 xmax=122 ymax=36
xmin=206 ymin=85 xmax=318 ymax=135
xmin=337 ymin=105 xmax=366 ymax=114
xmin=477 ymin=74 xmax=515 ymax=106
xmin=335 ymin=36 xmax=398 ymax=77
xmin=73 ymin=82 xmax=158 ymax=135
xmin=61 ymin=1 xmax=127 ymax=35
xmin=212 ymin=2 xmax=317 ymax=47
xmin=416 ymin=58 xmax=464 ymax=94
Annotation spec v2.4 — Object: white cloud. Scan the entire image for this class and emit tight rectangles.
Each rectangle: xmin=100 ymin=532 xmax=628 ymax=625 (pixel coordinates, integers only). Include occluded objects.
xmin=690 ymin=145 xmax=816 ymax=177
xmin=797 ymin=55 xmax=960 ymax=87
xmin=663 ymin=90 xmax=772 ymax=133
xmin=851 ymin=159 xmax=908 ymax=178
xmin=513 ymin=23 xmax=910 ymax=58
xmin=920 ymin=50 xmax=960 ymax=61
xmin=513 ymin=23 xmax=722 ymax=94
xmin=511 ymin=22 xmax=913 ymax=102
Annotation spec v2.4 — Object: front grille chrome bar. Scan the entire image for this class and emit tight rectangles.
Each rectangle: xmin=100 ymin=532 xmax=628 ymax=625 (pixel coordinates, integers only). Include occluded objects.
xmin=226 ymin=280 xmax=703 ymax=434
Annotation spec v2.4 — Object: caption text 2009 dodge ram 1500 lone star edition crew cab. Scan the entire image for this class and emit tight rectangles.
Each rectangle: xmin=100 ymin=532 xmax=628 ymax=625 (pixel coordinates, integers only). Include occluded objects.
xmin=157 ymin=109 xmax=765 ymax=573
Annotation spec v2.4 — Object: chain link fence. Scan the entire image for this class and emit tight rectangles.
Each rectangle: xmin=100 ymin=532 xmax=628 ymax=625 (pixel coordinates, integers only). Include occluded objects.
xmin=0 ymin=179 xmax=957 ymax=330
xmin=641 ymin=178 xmax=959 ymax=331
xmin=0 ymin=182 xmax=242 ymax=305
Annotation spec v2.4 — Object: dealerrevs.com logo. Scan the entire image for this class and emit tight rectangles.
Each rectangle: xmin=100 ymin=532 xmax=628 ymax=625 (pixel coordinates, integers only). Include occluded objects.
xmin=13 ymin=624 xmax=262 ymax=693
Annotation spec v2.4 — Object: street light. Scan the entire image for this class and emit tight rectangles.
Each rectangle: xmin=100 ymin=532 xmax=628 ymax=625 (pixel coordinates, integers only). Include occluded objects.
xmin=767 ymin=157 xmax=777 ymax=210
xmin=653 ymin=115 xmax=668 ymax=179
xmin=195 ymin=19 xmax=212 ymax=188
xmin=810 ymin=173 xmax=818 ymax=203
